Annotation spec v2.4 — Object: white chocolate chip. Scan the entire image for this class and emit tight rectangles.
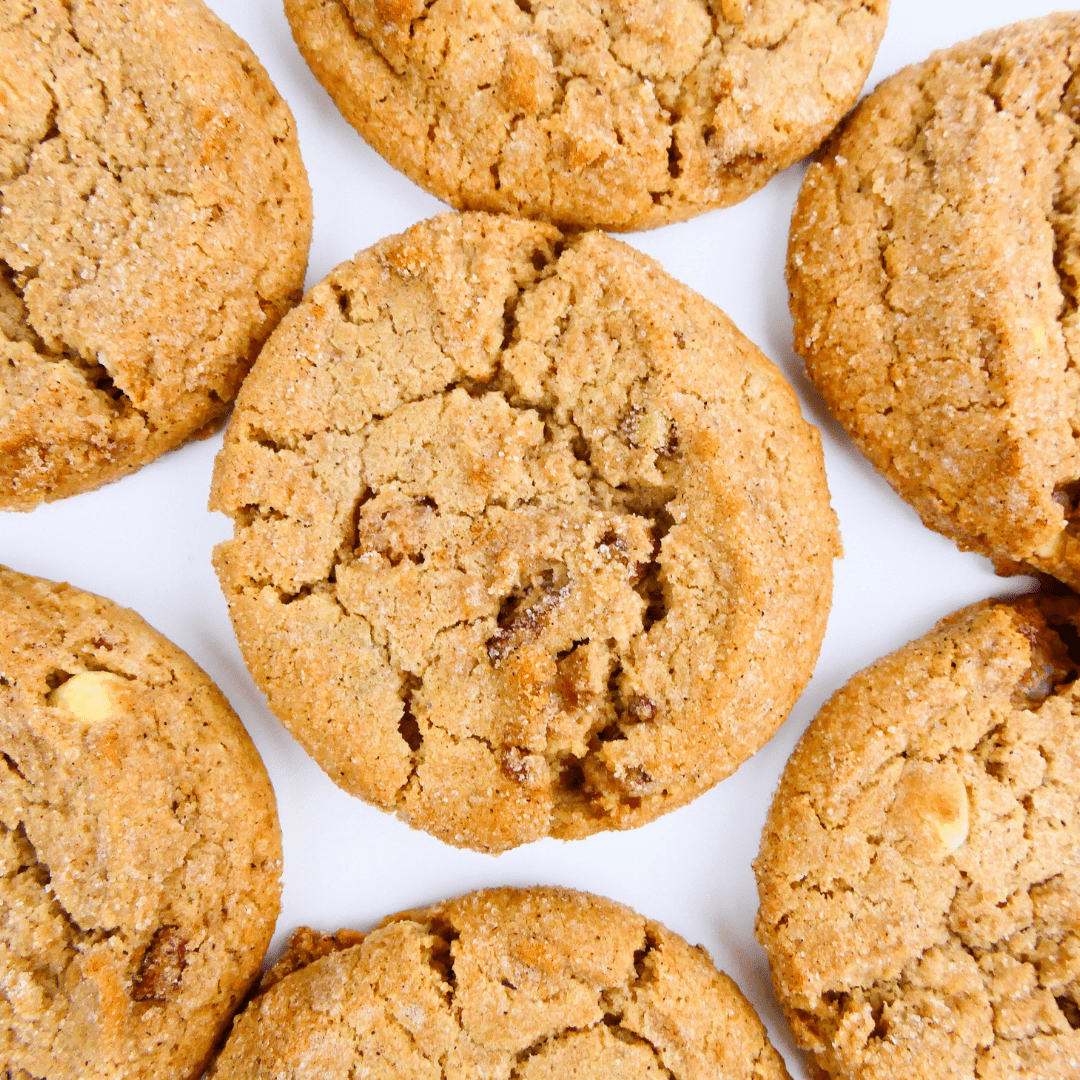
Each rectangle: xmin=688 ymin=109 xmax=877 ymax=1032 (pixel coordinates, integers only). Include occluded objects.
xmin=1034 ymin=529 xmax=1066 ymax=560
xmin=934 ymin=792 xmax=970 ymax=854
xmin=48 ymin=671 xmax=130 ymax=723
xmin=886 ymin=759 xmax=970 ymax=859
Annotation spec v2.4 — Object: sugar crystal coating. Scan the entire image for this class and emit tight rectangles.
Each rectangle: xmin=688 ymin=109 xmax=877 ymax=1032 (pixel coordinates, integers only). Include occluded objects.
xmin=211 ymin=212 xmax=840 ymax=852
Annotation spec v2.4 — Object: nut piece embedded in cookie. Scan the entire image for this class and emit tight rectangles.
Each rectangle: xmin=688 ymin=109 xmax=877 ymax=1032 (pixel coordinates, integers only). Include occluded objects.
xmin=210 ymin=211 xmax=840 ymax=853
xmin=208 ymin=887 xmax=792 ymax=1080
xmin=755 ymin=590 xmax=1080 ymax=1080
xmin=789 ymin=13 xmax=1080 ymax=591
xmin=884 ymin=760 xmax=970 ymax=859
xmin=48 ymin=671 xmax=130 ymax=724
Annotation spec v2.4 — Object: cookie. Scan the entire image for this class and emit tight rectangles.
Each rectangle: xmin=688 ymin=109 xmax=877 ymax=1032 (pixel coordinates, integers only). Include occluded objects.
xmin=284 ymin=0 xmax=888 ymax=231
xmin=0 ymin=0 xmax=312 ymax=510
xmin=0 ymin=565 xmax=282 ymax=1079
xmin=789 ymin=14 xmax=1080 ymax=589
xmin=210 ymin=211 xmax=840 ymax=852
xmin=208 ymin=885 xmax=792 ymax=1080
xmin=755 ymin=591 xmax=1080 ymax=1080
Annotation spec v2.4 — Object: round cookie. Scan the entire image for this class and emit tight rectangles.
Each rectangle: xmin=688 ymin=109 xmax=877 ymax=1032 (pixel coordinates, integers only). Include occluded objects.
xmin=755 ymin=591 xmax=1080 ymax=1080
xmin=284 ymin=0 xmax=888 ymax=231
xmin=208 ymin=886 xmax=792 ymax=1080
xmin=0 ymin=0 xmax=312 ymax=510
xmin=789 ymin=14 xmax=1080 ymax=589
xmin=210 ymin=211 xmax=840 ymax=853
xmin=0 ymin=565 xmax=282 ymax=1080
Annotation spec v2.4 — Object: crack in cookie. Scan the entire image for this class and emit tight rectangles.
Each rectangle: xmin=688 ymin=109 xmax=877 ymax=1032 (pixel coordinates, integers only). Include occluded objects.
xmin=0 ymin=565 xmax=282 ymax=1079
xmin=756 ymin=591 xmax=1080 ymax=1080
xmin=207 ymin=887 xmax=790 ymax=1080
xmin=789 ymin=13 xmax=1080 ymax=590
xmin=284 ymin=0 xmax=887 ymax=230
xmin=211 ymin=211 xmax=839 ymax=852
xmin=0 ymin=0 xmax=311 ymax=509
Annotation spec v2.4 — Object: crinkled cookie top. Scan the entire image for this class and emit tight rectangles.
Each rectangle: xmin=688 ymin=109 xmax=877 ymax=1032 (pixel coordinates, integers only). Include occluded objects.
xmin=756 ymin=592 xmax=1080 ymax=1080
xmin=0 ymin=0 xmax=311 ymax=508
xmin=0 ymin=565 xmax=282 ymax=1080
xmin=209 ymin=886 xmax=791 ymax=1080
xmin=286 ymin=0 xmax=887 ymax=230
xmin=210 ymin=212 xmax=839 ymax=852
xmin=789 ymin=13 xmax=1080 ymax=589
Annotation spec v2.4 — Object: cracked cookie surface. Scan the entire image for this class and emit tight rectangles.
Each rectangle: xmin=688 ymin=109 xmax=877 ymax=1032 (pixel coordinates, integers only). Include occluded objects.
xmin=0 ymin=0 xmax=311 ymax=509
xmin=210 ymin=211 xmax=840 ymax=853
xmin=284 ymin=0 xmax=887 ymax=231
xmin=789 ymin=13 xmax=1080 ymax=589
xmin=208 ymin=886 xmax=792 ymax=1080
xmin=0 ymin=565 xmax=282 ymax=1080
xmin=755 ymin=591 xmax=1080 ymax=1080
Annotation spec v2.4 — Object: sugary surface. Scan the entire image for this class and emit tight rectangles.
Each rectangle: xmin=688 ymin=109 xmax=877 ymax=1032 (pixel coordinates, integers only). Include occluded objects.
xmin=285 ymin=0 xmax=887 ymax=230
xmin=210 ymin=886 xmax=791 ymax=1080
xmin=0 ymin=0 xmax=311 ymax=508
xmin=789 ymin=13 xmax=1080 ymax=589
xmin=210 ymin=211 xmax=840 ymax=852
xmin=756 ymin=593 xmax=1080 ymax=1080
xmin=0 ymin=565 xmax=282 ymax=1080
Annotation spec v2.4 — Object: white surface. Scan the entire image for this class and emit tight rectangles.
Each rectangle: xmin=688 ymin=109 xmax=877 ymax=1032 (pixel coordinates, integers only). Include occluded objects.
xmin=1 ymin=1 xmax=1061 ymax=1075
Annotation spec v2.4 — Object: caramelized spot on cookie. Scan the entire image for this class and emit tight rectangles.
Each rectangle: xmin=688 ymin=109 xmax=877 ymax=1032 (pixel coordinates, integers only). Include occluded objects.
xmin=257 ymin=926 xmax=367 ymax=994
xmin=625 ymin=695 xmax=658 ymax=723
xmin=133 ymin=926 xmax=187 ymax=1001
xmin=399 ymin=706 xmax=423 ymax=752
xmin=1052 ymin=479 xmax=1080 ymax=522
xmin=1057 ymin=995 xmax=1080 ymax=1030
xmin=1009 ymin=600 xmax=1078 ymax=708
xmin=487 ymin=571 xmax=568 ymax=666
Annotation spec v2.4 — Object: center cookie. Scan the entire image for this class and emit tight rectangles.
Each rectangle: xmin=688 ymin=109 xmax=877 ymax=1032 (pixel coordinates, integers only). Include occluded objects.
xmin=210 ymin=212 xmax=839 ymax=852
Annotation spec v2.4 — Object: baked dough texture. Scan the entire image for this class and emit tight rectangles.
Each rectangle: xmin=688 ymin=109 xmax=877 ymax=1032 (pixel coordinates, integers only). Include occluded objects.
xmin=755 ymin=592 xmax=1080 ymax=1080
xmin=0 ymin=0 xmax=312 ymax=510
xmin=210 ymin=211 xmax=840 ymax=853
xmin=789 ymin=14 xmax=1080 ymax=589
xmin=0 ymin=565 xmax=283 ymax=1080
xmin=284 ymin=0 xmax=888 ymax=231
xmin=208 ymin=886 xmax=792 ymax=1080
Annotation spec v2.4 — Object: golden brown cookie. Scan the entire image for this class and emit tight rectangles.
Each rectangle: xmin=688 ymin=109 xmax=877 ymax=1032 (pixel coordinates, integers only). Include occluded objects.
xmin=210 ymin=211 xmax=840 ymax=853
xmin=789 ymin=13 xmax=1080 ymax=589
xmin=285 ymin=0 xmax=888 ymax=231
xmin=0 ymin=565 xmax=282 ymax=1080
xmin=208 ymin=886 xmax=792 ymax=1080
xmin=0 ymin=0 xmax=312 ymax=510
xmin=755 ymin=591 xmax=1080 ymax=1080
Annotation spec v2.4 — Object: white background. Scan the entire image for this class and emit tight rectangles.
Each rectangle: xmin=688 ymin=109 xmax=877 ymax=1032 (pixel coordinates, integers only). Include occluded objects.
xmin=2 ymin=2 xmax=1064 ymax=1075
